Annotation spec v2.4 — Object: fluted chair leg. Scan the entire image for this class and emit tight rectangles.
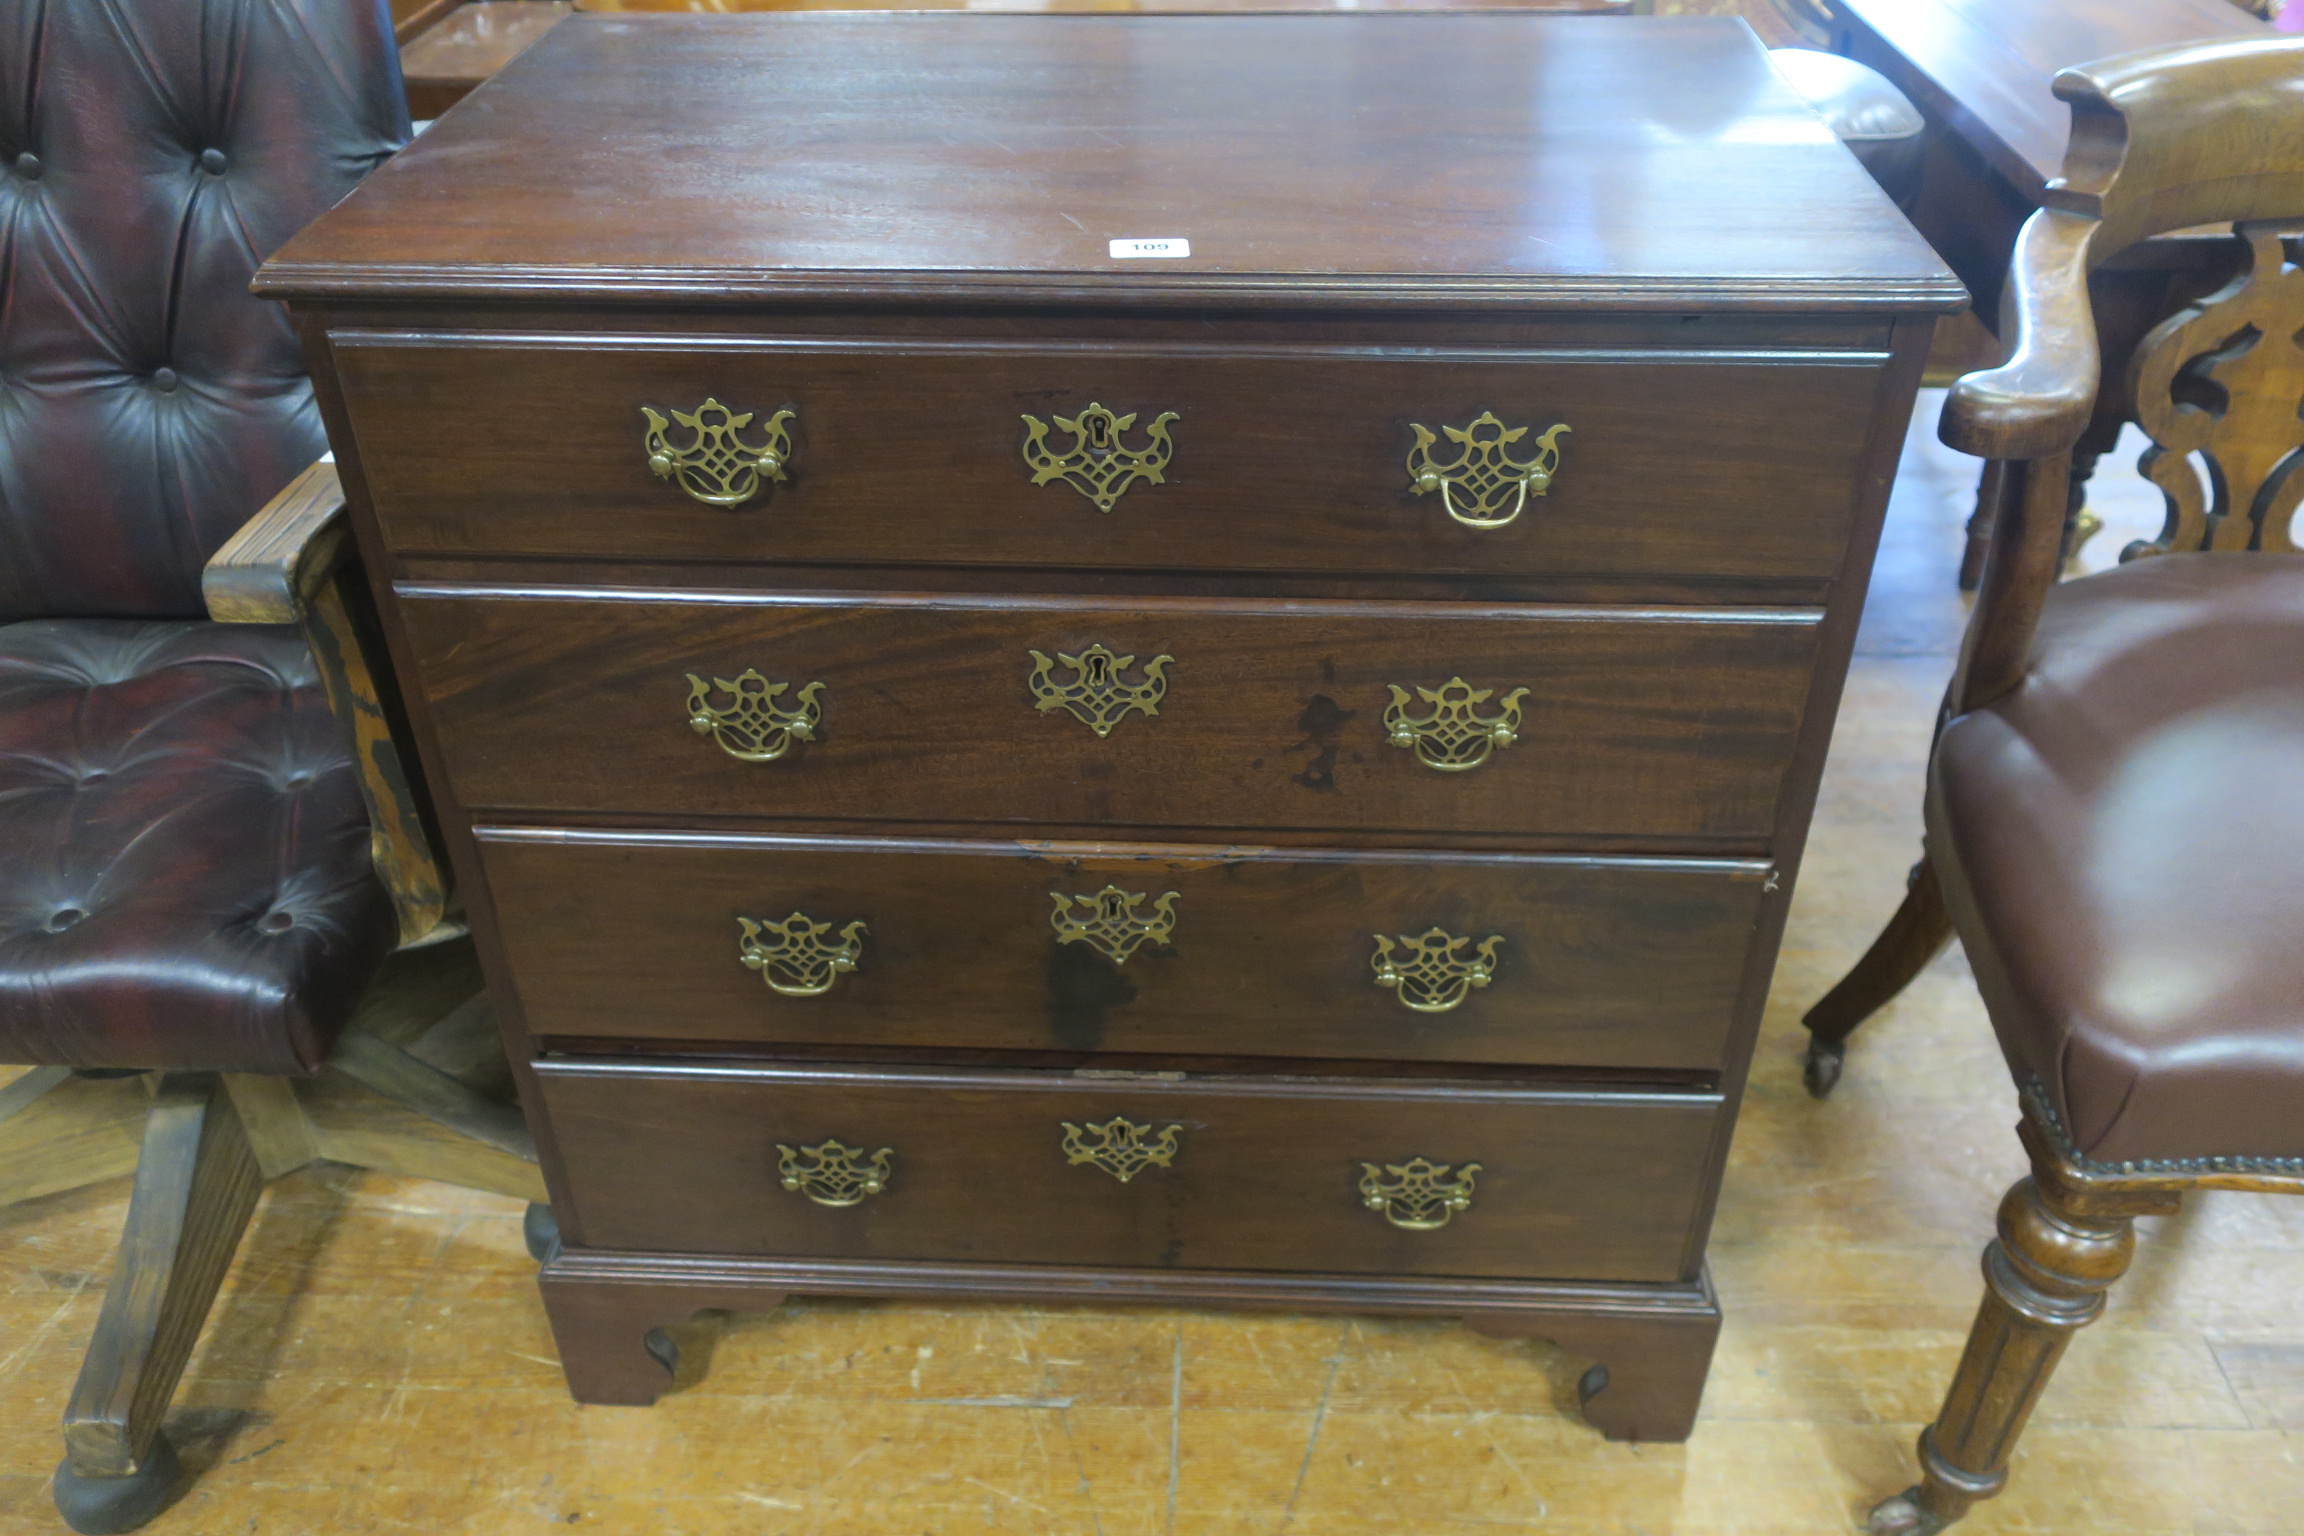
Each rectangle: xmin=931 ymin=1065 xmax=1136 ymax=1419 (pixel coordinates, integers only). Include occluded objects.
xmin=1866 ymin=1172 xmax=2172 ymax=1535
xmin=1801 ymin=856 xmax=1954 ymax=1096
xmin=53 ymin=1074 xmax=263 ymax=1534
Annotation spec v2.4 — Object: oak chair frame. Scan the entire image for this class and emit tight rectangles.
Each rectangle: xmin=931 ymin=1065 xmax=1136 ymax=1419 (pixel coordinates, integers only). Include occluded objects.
xmin=1784 ymin=36 xmax=2304 ymax=1536
xmin=5 ymin=463 xmax=545 ymax=1534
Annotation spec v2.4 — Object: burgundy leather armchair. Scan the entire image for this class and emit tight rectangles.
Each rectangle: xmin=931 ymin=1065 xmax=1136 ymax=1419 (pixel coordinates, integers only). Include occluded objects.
xmin=0 ymin=3 xmax=541 ymax=1530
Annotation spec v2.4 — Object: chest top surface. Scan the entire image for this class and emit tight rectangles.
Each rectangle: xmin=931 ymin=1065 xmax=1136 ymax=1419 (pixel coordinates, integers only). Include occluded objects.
xmin=261 ymin=13 xmax=1959 ymax=312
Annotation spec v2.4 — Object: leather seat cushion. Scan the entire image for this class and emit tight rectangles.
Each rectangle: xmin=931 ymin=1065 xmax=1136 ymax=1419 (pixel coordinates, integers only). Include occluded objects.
xmin=0 ymin=619 xmax=395 ymax=1074
xmin=1931 ymin=553 xmax=2304 ymax=1166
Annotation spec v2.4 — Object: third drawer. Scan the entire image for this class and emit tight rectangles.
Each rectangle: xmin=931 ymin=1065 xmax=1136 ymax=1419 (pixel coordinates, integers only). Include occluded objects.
xmin=481 ymin=830 xmax=1771 ymax=1071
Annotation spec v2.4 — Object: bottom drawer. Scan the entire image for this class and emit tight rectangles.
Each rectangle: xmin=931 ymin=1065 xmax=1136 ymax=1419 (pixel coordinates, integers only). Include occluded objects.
xmin=539 ymin=1061 xmax=1721 ymax=1283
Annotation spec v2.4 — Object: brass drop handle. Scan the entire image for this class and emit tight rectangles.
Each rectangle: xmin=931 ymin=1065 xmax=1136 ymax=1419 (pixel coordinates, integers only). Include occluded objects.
xmin=642 ymin=397 xmax=795 ymax=507
xmin=1383 ymin=677 xmax=1528 ymax=772
xmin=738 ymin=911 xmax=866 ymax=997
xmin=1021 ymin=401 xmax=1178 ymax=511
xmin=777 ymin=1140 xmax=892 ymax=1206
xmin=1061 ymin=1117 xmax=1183 ymax=1182
xmin=1359 ymin=1156 xmax=1481 ymax=1230
xmin=687 ymin=670 xmax=824 ymax=762
xmin=1371 ymin=928 xmax=1503 ymax=1012
xmin=1406 ymin=412 xmax=1570 ymax=529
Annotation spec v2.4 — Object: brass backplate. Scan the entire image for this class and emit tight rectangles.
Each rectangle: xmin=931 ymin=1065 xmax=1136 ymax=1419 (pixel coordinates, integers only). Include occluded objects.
xmin=686 ymin=669 xmax=823 ymax=762
xmin=738 ymin=911 xmax=867 ymax=997
xmin=1020 ymin=402 xmax=1178 ymax=511
xmin=777 ymin=1140 xmax=893 ymax=1207
xmin=1050 ymin=886 xmax=1179 ymax=965
xmin=1383 ymin=677 xmax=1529 ymax=773
xmin=1060 ymin=1117 xmax=1183 ymax=1182
xmin=642 ymin=397 xmax=793 ymax=507
xmin=1359 ymin=1156 xmax=1481 ymax=1230
xmin=1371 ymin=928 xmax=1504 ymax=1013
xmin=1406 ymin=412 xmax=1569 ymax=529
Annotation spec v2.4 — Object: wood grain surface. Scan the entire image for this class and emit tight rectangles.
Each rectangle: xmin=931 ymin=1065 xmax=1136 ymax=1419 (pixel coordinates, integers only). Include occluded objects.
xmin=397 ymin=588 xmax=1821 ymax=843
xmin=478 ymin=829 xmax=1770 ymax=1068
xmin=258 ymin=14 xmax=1961 ymax=310
xmin=332 ymin=333 xmax=1889 ymax=581
xmin=536 ymin=1058 xmax=1722 ymax=1281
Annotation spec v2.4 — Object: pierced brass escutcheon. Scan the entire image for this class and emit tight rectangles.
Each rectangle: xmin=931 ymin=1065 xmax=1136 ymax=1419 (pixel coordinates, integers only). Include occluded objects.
xmin=738 ymin=911 xmax=867 ymax=997
xmin=1359 ymin=1156 xmax=1482 ymax=1231
xmin=642 ymin=397 xmax=795 ymax=507
xmin=1060 ymin=1117 xmax=1183 ymax=1182
xmin=1020 ymin=401 xmax=1179 ymax=512
xmin=1027 ymin=644 xmax=1173 ymax=738
xmin=776 ymin=1140 xmax=893 ymax=1207
xmin=1050 ymin=886 xmax=1179 ymax=966
xmin=1383 ymin=677 xmax=1529 ymax=773
xmin=685 ymin=669 xmax=824 ymax=762
xmin=1371 ymin=928 xmax=1504 ymax=1013
xmin=1407 ymin=412 xmax=1570 ymax=529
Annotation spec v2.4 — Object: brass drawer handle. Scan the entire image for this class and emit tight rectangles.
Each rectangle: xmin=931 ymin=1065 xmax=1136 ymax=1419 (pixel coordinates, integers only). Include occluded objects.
xmin=1061 ymin=1117 xmax=1183 ymax=1182
xmin=1371 ymin=928 xmax=1503 ymax=1013
xmin=738 ymin=911 xmax=867 ymax=996
xmin=1027 ymin=644 xmax=1172 ymax=737
xmin=777 ymin=1139 xmax=892 ymax=1206
xmin=1383 ymin=677 xmax=1528 ymax=772
xmin=1360 ymin=1156 xmax=1481 ymax=1231
xmin=1051 ymin=885 xmax=1179 ymax=965
xmin=686 ymin=669 xmax=824 ymax=762
xmin=642 ymin=397 xmax=794 ymax=507
xmin=1407 ymin=411 xmax=1569 ymax=529
xmin=1021 ymin=401 xmax=1178 ymax=512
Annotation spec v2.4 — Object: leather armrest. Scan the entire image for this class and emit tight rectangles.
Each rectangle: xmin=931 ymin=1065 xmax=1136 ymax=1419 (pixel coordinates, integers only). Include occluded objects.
xmin=1940 ymin=210 xmax=2102 ymax=463
xmin=203 ymin=457 xmax=349 ymax=624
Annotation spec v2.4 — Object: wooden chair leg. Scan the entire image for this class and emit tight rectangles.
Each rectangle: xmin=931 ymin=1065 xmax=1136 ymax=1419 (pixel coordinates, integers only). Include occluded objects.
xmin=53 ymin=1073 xmax=264 ymax=1535
xmin=1865 ymin=1173 xmax=2169 ymax=1535
xmin=1801 ymin=855 xmax=1954 ymax=1097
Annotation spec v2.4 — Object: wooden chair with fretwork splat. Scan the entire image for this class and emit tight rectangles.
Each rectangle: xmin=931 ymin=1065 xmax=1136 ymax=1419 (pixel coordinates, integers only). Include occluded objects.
xmin=1782 ymin=35 xmax=2304 ymax=1536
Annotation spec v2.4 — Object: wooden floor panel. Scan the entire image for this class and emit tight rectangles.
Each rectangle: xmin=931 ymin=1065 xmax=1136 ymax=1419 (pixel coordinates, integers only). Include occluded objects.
xmin=4 ymin=393 xmax=2301 ymax=1530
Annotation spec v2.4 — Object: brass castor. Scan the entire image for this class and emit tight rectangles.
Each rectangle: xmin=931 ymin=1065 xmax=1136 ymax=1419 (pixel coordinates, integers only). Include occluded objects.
xmin=52 ymin=1434 xmax=184 ymax=1535
xmin=1802 ymin=1036 xmax=1845 ymax=1098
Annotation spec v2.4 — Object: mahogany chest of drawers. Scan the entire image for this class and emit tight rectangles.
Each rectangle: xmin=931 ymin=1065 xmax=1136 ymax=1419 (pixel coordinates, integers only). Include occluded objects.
xmin=261 ymin=11 xmax=1959 ymax=1440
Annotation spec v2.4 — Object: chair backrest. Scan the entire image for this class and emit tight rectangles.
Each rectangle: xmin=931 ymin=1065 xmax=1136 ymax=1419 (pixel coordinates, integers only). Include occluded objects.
xmin=0 ymin=0 xmax=408 ymax=622
xmin=2054 ymin=40 xmax=2304 ymax=557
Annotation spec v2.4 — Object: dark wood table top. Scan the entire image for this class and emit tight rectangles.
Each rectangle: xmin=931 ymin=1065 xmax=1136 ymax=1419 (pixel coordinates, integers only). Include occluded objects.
xmin=1831 ymin=0 xmax=2270 ymax=202
xmin=262 ymin=14 xmax=1959 ymax=313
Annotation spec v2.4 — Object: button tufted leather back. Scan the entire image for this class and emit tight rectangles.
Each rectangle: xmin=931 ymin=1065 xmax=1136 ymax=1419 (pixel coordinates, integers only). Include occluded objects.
xmin=0 ymin=0 xmax=408 ymax=622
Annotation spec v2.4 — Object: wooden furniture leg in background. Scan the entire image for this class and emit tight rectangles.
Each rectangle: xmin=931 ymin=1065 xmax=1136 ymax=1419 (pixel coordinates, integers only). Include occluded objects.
xmin=1867 ymin=1169 xmax=2176 ymax=1535
xmin=1801 ymin=856 xmax=1955 ymax=1096
xmin=52 ymin=1075 xmax=262 ymax=1535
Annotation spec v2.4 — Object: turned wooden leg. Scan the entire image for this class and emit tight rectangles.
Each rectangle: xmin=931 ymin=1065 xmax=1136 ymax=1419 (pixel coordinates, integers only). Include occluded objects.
xmin=1801 ymin=856 xmax=1954 ymax=1097
xmin=54 ymin=1074 xmax=264 ymax=1535
xmin=1956 ymin=461 xmax=2009 ymax=591
xmin=1866 ymin=1174 xmax=2170 ymax=1535
xmin=1467 ymin=1299 xmax=1721 ymax=1442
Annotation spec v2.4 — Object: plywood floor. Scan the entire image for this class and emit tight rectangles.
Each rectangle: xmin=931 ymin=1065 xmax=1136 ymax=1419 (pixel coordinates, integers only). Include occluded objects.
xmin=6 ymin=396 xmax=2302 ymax=1534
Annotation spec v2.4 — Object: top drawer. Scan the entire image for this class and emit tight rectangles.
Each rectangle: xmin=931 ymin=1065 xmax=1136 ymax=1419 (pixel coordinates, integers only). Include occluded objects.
xmin=331 ymin=334 xmax=1888 ymax=582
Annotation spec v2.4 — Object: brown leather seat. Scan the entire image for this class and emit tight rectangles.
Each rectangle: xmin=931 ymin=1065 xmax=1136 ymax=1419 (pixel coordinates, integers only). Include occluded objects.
xmin=0 ymin=620 xmax=394 ymax=1074
xmin=0 ymin=0 xmax=407 ymax=1075
xmin=1931 ymin=552 xmax=2304 ymax=1168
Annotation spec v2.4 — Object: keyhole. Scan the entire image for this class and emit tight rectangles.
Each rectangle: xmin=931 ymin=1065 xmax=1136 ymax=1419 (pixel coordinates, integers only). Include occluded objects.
xmin=1098 ymin=892 xmax=1127 ymax=920
xmin=1087 ymin=417 xmax=1112 ymax=451
xmin=1083 ymin=654 xmax=1112 ymax=688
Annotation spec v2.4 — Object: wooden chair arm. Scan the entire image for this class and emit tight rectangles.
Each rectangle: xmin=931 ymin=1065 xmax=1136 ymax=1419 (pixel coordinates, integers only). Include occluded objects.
xmin=202 ymin=458 xmax=451 ymax=946
xmin=1940 ymin=210 xmax=2102 ymax=462
xmin=202 ymin=458 xmax=349 ymax=624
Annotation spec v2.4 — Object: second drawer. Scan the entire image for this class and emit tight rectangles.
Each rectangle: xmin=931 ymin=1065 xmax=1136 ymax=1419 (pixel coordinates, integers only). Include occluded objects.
xmin=403 ymin=589 xmax=1820 ymax=843
xmin=482 ymin=830 xmax=1769 ymax=1070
